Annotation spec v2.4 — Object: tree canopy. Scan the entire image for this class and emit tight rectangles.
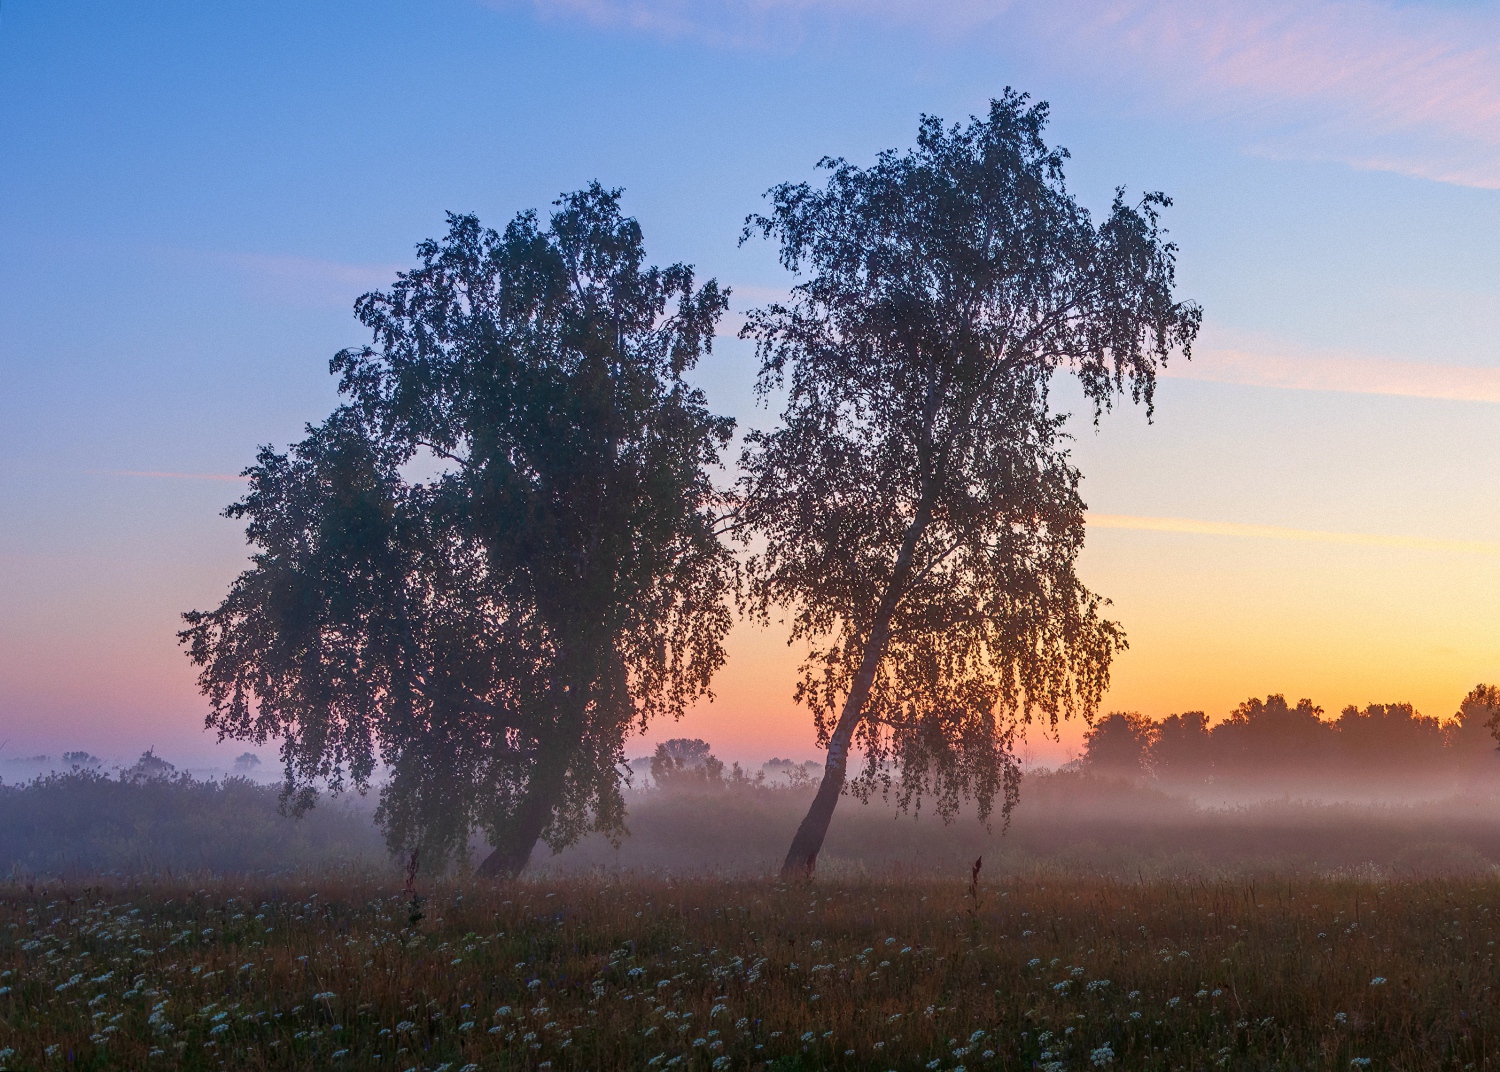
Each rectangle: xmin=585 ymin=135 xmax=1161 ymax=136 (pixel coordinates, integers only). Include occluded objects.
xmin=737 ymin=91 xmax=1201 ymax=874
xmin=181 ymin=185 xmax=736 ymax=877
xmin=1081 ymin=712 xmax=1158 ymax=776
xmin=1084 ymin=690 xmax=1500 ymax=783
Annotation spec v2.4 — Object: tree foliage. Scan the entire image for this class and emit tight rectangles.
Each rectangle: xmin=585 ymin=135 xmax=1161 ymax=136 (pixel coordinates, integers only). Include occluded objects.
xmin=737 ymin=91 xmax=1201 ymax=872
xmin=1081 ymin=712 xmax=1157 ymax=775
xmin=1459 ymin=684 xmax=1500 ymax=752
xmin=1082 ymin=690 xmax=1500 ymax=782
xmin=649 ymin=738 xmax=726 ymax=789
xmin=181 ymin=186 xmax=736 ymax=876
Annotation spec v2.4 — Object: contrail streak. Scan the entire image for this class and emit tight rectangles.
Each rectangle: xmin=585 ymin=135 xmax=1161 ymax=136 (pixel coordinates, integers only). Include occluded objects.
xmin=103 ymin=470 xmax=248 ymax=482
xmin=1163 ymin=349 xmax=1500 ymax=405
xmin=1086 ymin=513 xmax=1500 ymax=556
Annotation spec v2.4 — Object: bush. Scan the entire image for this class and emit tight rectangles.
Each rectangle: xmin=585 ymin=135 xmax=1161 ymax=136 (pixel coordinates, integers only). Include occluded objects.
xmin=650 ymin=739 xmax=725 ymax=789
xmin=0 ymin=765 xmax=384 ymax=876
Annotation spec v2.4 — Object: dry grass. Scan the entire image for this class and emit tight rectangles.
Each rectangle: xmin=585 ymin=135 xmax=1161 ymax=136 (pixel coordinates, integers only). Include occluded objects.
xmin=3 ymin=870 xmax=1500 ymax=1071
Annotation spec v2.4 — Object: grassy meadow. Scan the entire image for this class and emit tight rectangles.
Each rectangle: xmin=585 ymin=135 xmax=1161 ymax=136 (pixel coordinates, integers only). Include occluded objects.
xmin=3 ymin=870 xmax=1499 ymax=1072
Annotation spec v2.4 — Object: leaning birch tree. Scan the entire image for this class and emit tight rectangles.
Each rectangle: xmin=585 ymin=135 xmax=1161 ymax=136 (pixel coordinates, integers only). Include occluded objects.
xmin=738 ymin=92 xmax=1201 ymax=875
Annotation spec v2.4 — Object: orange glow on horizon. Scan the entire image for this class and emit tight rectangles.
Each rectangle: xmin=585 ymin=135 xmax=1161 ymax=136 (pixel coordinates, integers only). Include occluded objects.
xmin=7 ymin=510 xmax=1497 ymax=773
xmin=650 ymin=513 xmax=1500 ymax=767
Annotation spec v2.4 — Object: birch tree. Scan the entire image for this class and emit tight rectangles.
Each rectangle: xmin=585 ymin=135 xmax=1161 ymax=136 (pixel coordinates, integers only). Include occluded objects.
xmin=738 ymin=92 xmax=1201 ymax=875
xmin=182 ymin=186 xmax=736 ymax=877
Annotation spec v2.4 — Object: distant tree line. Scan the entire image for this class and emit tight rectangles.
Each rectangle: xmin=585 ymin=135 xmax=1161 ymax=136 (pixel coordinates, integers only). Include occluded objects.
xmin=1081 ymin=686 xmax=1500 ymax=782
xmin=644 ymin=739 xmax=822 ymax=791
xmin=0 ymin=752 xmax=381 ymax=876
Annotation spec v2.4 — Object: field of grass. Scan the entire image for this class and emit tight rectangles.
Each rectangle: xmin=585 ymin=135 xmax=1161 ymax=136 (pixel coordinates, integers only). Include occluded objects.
xmin=4 ymin=871 xmax=1500 ymax=1071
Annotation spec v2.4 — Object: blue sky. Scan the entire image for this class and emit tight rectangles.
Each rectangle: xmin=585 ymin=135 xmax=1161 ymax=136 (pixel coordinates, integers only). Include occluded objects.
xmin=5 ymin=0 xmax=1500 ymax=766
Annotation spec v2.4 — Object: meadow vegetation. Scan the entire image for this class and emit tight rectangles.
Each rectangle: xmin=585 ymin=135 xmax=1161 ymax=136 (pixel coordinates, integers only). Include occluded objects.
xmin=9 ymin=719 xmax=1500 ymax=1072
xmin=4 ymin=870 xmax=1500 ymax=1071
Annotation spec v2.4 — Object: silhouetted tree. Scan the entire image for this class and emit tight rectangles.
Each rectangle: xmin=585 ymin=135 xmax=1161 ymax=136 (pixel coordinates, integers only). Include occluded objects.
xmin=763 ymin=758 xmax=822 ymax=788
xmin=124 ymin=749 xmax=176 ymax=783
xmin=650 ymin=738 xmax=725 ymax=789
xmin=1150 ymin=711 xmax=1212 ymax=781
xmin=1453 ymin=684 xmax=1500 ymax=758
xmin=1210 ymin=695 xmax=1334 ymax=779
xmin=1082 ymin=712 xmax=1157 ymax=776
xmin=181 ymin=186 xmax=736 ymax=878
xmin=738 ymin=92 xmax=1201 ymax=875
xmin=1336 ymin=702 xmax=1445 ymax=771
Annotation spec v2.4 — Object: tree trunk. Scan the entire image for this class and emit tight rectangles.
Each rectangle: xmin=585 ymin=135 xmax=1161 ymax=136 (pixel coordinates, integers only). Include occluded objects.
xmin=474 ymin=772 xmax=557 ymax=879
xmin=779 ymin=498 xmax=935 ymax=877
xmin=475 ymin=722 xmax=576 ymax=879
xmin=778 ymin=691 xmax=868 ymax=877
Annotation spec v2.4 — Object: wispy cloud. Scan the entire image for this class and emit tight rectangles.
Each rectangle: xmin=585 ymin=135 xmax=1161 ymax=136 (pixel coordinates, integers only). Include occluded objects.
xmin=1036 ymin=0 xmax=1500 ymax=188
xmin=102 ymin=470 xmax=248 ymax=483
xmin=1087 ymin=512 xmax=1500 ymax=556
xmin=523 ymin=0 xmax=1500 ymax=188
xmin=221 ymin=252 xmax=402 ymax=309
xmin=1164 ymin=345 xmax=1500 ymax=404
xmin=522 ymin=0 xmax=1004 ymax=42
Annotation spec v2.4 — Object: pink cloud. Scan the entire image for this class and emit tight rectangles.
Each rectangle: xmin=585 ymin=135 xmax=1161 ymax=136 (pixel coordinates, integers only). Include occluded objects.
xmin=518 ymin=0 xmax=1011 ymax=45
xmin=1044 ymin=0 xmax=1500 ymax=187
xmin=1163 ymin=345 xmax=1500 ymax=404
xmin=714 ymin=312 xmax=1500 ymax=399
xmin=521 ymin=0 xmax=1500 ymax=187
xmin=223 ymin=252 xmax=403 ymax=309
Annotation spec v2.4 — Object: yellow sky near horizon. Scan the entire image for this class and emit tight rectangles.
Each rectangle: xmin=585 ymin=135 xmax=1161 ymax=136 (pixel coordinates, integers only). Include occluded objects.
xmin=6 ymin=472 xmax=1499 ymax=769
xmin=11 ymin=351 xmax=1500 ymax=770
xmin=648 ymin=509 xmax=1500 ymax=768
